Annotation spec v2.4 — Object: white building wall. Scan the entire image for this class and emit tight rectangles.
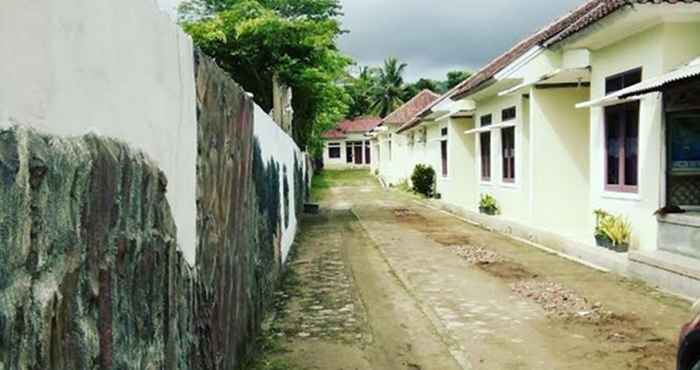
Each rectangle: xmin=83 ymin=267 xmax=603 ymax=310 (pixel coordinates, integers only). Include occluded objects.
xmin=254 ymin=106 xmax=307 ymax=263
xmin=0 ymin=0 xmax=198 ymax=263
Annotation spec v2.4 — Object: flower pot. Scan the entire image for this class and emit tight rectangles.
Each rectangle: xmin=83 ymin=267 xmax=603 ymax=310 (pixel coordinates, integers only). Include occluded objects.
xmin=610 ymin=243 xmax=629 ymax=253
xmin=595 ymin=235 xmax=629 ymax=253
xmin=479 ymin=207 xmax=497 ymax=216
xmin=595 ymin=235 xmax=614 ymax=249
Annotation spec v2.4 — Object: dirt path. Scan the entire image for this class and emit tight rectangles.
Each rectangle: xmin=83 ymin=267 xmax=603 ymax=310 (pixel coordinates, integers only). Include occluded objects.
xmin=249 ymin=170 xmax=691 ymax=370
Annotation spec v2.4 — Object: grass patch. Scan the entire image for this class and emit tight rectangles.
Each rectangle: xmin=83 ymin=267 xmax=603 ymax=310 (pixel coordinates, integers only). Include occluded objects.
xmin=311 ymin=169 xmax=370 ymax=201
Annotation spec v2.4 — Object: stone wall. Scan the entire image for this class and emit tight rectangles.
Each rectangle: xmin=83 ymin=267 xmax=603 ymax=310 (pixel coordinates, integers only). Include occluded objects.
xmin=0 ymin=128 xmax=197 ymax=369
xmin=0 ymin=51 xmax=310 ymax=370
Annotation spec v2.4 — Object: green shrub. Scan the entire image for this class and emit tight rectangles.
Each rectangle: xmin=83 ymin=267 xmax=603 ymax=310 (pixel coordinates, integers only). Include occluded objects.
xmin=411 ymin=164 xmax=436 ymax=197
xmin=479 ymin=194 xmax=500 ymax=215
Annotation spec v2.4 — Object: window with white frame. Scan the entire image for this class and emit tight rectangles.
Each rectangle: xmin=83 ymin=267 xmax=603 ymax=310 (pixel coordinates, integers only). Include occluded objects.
xmin=328 ymin=142 xmax=341 ymax=159
xmin=441 ymin=126 xmax=448 ymax=177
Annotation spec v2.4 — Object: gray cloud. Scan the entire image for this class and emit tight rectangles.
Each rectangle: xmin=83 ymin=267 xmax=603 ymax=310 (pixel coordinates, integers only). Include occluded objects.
xmin=338 ymin=0 xmax=583 ymax=81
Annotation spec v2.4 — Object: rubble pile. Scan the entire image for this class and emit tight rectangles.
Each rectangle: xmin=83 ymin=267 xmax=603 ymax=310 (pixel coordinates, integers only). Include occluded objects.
xmin=511 ymin=280 xmax=612 ymax=321
xmin=453 ymin=245 xmax=504 ymax=265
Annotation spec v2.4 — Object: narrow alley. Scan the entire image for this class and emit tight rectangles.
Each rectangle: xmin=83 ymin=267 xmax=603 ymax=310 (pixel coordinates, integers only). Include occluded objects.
xmin=250 ymin=170 xmax=691 ymax=370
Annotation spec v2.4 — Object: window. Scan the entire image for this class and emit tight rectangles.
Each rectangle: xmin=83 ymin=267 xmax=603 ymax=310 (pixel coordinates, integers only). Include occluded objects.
xmin=328 ymin=143 xmax=341 ymax=159
xmin=502 ymin=107 xmax=516 ymax=121
xmin=365 ymin=141 xmax=371 ymax=164
xmin=605 ymin=68 xmax=642 ymax=94
xmin=480 ymin=133 xmax=491 ymax=181
xmin=605 ymin=102 xmax=639 ymax=192
xmin=480 ymin=114 xmax=492 ymax=181
xmin=346 ymin=144 xmax=353 ymax=163
xmin=502 ymin=127 xmax=515 ymax=182
xmin=388 ymin=140 xmax=392 ymax=161
xmin=441 ymin=140 xmax=448 ymax=177
xmin=441 ymin=127 xmax=448 ymax=137
xmin=481 ymin=114 xmax=492 ymax=127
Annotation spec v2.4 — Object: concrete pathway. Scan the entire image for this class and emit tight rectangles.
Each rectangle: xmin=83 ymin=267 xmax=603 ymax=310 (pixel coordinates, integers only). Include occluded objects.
xmin=250 ymin=170 xmax=690 ymax=370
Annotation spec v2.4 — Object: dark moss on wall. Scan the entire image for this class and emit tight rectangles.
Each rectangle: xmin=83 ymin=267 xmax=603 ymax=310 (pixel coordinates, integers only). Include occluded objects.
xmin=0 ymin=50 xmax=309 ymax=370
xmin=0 ymin=128 xmax=197 ymax=370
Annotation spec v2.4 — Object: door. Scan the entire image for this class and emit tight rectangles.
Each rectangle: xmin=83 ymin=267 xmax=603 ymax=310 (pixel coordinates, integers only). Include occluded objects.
xmin=354 ymin=145 xmax=363 ymax=165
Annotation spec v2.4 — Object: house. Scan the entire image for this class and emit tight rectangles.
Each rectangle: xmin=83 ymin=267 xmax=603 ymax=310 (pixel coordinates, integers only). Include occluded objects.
xmin=369 ymin=89 xmax=440 ymax=185
xmin=321 ymin=116 xmax=382 ymax=169
xmin=393 ymin=0 xmax=700 ymax=298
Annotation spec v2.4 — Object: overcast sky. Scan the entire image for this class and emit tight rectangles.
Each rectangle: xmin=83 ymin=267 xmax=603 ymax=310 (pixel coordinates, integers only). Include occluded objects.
xmin=160 ymin=0 xmax=584 ymax=82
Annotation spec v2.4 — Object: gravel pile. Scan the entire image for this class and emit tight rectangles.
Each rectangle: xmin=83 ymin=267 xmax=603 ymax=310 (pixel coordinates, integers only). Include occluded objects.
xmin=511 ymin=280 xmax=612 ymax=321
xmin=453 ymin=246 xmax=504 ymax=265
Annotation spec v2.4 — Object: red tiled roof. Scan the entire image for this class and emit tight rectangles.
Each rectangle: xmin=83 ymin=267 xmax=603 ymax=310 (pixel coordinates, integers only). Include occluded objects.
xmin=451 ymin=0 xmax=700 ymax=100
xmin=381 ymin=90 xmax=441 ymax=128
xmin=321 ymin=116 xmax=382 ymax=139
xmin=337 ymin=116 xmax=383 ymax=133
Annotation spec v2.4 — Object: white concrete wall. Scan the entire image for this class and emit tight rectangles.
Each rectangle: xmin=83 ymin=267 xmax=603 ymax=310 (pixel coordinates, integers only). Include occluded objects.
xmin=0 ymin=0 xmax=198 ymax=263
xmin=254 ymin=106 xmax=307 ymax=263
xmin=587 ymin=22 xmax=700 ymax=252
xmin=323 ymin=134 xmax=372 ymax=170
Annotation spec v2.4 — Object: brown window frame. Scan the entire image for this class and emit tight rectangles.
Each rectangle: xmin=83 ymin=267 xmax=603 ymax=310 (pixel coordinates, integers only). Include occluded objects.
xmin=479 ymin=114 xmax=493 ymax=181
xmin=604 ymin=102 xmax=639 ymax=193
xmin=502 ymin=126 xmax=516 ymax=183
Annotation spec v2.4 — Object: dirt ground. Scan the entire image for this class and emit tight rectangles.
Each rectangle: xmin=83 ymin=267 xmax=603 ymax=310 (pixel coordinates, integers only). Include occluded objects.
xmin=247 ymin=170 xmax=691 ymax=370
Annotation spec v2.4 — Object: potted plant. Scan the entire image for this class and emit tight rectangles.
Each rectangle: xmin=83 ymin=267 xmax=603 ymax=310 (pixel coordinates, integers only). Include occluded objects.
xmin=593 ymin=209 xmax=631 ymax=253
xmin=593 ymin=209 xmax=613 ymax=248
xmin=479 ymin=194 xmax=500 ymax=216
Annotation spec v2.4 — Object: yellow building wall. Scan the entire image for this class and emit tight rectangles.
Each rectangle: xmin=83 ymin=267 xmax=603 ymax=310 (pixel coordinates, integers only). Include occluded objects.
xmin=474 ymin=94 xmax=531 ymax=222
xmin=588 ymin=22 xmax=700 ymax=251
xmin=530 ymin=87 xmax=591 ymax=242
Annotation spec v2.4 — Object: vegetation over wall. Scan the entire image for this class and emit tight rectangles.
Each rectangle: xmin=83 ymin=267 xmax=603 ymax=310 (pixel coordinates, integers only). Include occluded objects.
xmin=180 ymin=0 xmax=350 ymax=156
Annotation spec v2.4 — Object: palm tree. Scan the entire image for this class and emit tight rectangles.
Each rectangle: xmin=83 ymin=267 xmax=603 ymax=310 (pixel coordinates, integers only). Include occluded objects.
xmin=370 ymin=57 xmax=408 ymax=117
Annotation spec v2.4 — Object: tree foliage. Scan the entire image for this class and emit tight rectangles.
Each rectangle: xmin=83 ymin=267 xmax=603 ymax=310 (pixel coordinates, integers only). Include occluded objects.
xmin=179 ymin=0 xmax=350 ymax=156
xmin=369 ymin=58 xmax=408 ymax=118
xmin=343 ymin=61 xmax=472 ymax=119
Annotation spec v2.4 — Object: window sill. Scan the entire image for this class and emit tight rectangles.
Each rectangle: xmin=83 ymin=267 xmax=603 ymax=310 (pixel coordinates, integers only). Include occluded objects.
xmin=500 ymin=182 xmax=519 ymax=190
xmin=479 ymin=181 xmax=493 ymax=187
xmin=601 ymin=191 xmax=641 ymax=201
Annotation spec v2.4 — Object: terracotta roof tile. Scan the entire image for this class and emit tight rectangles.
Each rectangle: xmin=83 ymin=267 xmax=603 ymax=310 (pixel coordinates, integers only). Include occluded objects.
xmin=381 ymin=90 xmax=441 ymax=128
xmin=451 ymin=0 xmax=700 ymax=100
xmin=321 ymin=116 xmax=382 ymax=139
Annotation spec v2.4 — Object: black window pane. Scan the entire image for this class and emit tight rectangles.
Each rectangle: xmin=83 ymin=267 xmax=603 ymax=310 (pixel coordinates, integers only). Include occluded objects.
xmin=625 ymin=108 xmax=639 ymax=186
xmin=481 ymin=114 xmax=492 ymax=127
xmin=481 ymin=132 xmax=491 ymax=178
xmin=606 ymin=114 xmax=621 ymax=185
xmin=502 ymin=107 xmax=516 ymax=121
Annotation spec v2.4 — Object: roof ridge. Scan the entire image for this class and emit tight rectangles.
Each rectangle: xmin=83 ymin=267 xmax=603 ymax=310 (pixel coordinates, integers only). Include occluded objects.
xmin=450 ymin=0 xmax=614 ymax=98
xmin=381 ymin=89 xmax=439 ymax=124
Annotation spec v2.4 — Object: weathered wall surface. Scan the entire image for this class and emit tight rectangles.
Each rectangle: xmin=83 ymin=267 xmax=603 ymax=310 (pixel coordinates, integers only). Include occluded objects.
xmin=0 ymin=127 xmax=197 ymax=369
xmin=193 ymin=52 xmax=309 ymax=369
xmin=0 ymin=0 xmax=198 ymax=264
xmin=0 ymin=54 xmax=311 ymax=369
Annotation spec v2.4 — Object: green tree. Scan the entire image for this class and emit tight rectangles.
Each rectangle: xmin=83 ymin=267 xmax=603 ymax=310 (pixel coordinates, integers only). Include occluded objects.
xmin=370 ymin=57 xmax=408 ymax=117
xmin=446 ymin=70 xmax=472 ymax=90
xmin=343 ymin=66 xmax=378 ymax=118
xmin=179 ymin=0 xmax=350 ymax=155
xmin=402 ymin=78 xmax=441 ymax=101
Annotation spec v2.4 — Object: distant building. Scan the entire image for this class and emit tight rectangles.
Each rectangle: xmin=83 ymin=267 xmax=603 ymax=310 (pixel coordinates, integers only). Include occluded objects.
xmin=321 ymin=116 xmax=382 ymax=169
